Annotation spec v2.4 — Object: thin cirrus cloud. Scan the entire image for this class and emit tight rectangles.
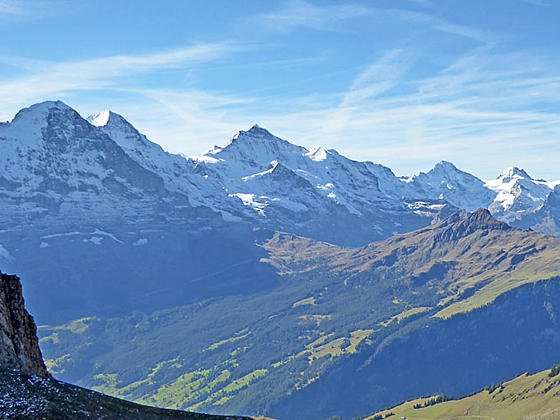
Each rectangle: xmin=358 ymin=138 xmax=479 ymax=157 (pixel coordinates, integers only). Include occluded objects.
xmin=0 ymin=0 xmax=21 ymax=15
xmin=241 ymin=45 xmax=560 ymax=179
xmin=256 ymin=0 xmax=372 ymax=31
xmin=0 ymin=0 xmax=77 ymax=20
xmin=340 ymin=49 xmax=413 ymax=107
xmin=0 ymin=42 xmax=239 ymax=116
xmin=256 ymin=0 xmax=490 ymax=42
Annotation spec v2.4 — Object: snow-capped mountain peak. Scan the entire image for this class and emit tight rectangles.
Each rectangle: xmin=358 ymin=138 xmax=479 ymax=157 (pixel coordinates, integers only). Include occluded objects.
xmin=485 ymin=167 xmax=553 ymax=219
xmin=12 ymin=100 xmax=76 ymax=122
xmin=89 ymin=109 xmax=164 ymax=155
xmin=4 ymin=100 xmax=560 ymax=246
xmin=0 ymin=100 xmax=95 ymax=151
xmin=87 ymin=110 xmax=136 ymax=132
xmin=432 ymin=160 xmax=459 ymax=172
xmin=497 ymin=166 xmax=532 ymax=181
xmin=246 ymin=123 xmax=270 ymax=135
xmin=231 ymin=124 xmax=296 ymax=147
xmin=203 ymin=125 xmax=308 ymax=173
xmin=0 ymin=100 xmax=170 ymax=225
xmin=13 ymin=100 xmax=81 ymax=126
xmin=226 ymin=124 xmax=278 ymax=146
xmin=407 ymin=160 xmax=494 ymax=211
xmin=87 ymin=110 xmax=111 ymax=127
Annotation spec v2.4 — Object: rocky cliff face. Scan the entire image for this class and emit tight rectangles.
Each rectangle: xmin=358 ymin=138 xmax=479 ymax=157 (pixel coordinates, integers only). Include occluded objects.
xmin=0 ymin=271 xmax=49 ymax=378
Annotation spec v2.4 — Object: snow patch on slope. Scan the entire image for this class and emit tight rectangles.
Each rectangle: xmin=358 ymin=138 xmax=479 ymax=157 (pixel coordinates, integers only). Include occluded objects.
xmin=306 ymin=147 xmax=327 ymax=162
xmin=229 ymin=193 xmax=268 ymax=216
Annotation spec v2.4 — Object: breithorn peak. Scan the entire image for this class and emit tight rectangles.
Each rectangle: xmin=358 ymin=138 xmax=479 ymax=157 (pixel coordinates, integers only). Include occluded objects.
xmin=499 ymin=166 xmax=531 ymax=180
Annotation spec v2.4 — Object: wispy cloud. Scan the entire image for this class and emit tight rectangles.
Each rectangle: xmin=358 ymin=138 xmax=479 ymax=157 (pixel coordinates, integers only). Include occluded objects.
xmin=520 ymin=0 xmax=549 ymax=6
xmin=0 ymin=42 xmax=239 ymax=116
xmin=120 ymin=89 xmax=257 ymax=154
xmin=0 ymin=0 xmax=22 ymax=15
xmin=331 ymin=49 xmax=559 ymax=177
xmin=257 ymin=0 xmax=371 ymax=31
xmin=256 ymin=1 xmax=490 ymax=42
xmin=0 ymin=0 xmax=79 ymax=20
xmin=341 ymin=49 xmax=413 ymax=107
xmin=385 ymin=9 xmax=491 ymax=42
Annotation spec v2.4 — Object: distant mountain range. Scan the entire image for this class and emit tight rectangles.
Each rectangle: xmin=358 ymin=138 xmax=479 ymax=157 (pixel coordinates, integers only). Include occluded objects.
xmin=2 ymin=101 xmax=560 ymax=248
xmin=2 ymin=100 xmax=560 ymax=320
xmin=2 ymin=101 xmax=560 ymax=419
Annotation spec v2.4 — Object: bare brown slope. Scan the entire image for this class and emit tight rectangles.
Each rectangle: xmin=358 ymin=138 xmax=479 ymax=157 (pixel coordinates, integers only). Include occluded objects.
xmin=262 ymin=209 xmax=560 ymax=318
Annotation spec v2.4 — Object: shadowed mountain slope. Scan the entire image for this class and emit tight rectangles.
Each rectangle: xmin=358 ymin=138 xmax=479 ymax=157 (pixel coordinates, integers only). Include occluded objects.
xmin=40 ymin=210 xmax=560 ymax=418
xmin=0 ymin=271 xmax=259 ymax=420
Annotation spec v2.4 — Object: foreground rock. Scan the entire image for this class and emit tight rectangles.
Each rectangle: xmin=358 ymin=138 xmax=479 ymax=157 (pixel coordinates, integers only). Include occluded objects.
xmin=0 ymin=271 xmax=49 ymax=378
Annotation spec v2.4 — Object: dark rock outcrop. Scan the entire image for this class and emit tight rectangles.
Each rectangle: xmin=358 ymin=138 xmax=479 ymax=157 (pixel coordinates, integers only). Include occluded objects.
xmin=435 ymin=208 xmax=510 ymax=242
xmin=0 ymin=271 xmax=49 ymax=378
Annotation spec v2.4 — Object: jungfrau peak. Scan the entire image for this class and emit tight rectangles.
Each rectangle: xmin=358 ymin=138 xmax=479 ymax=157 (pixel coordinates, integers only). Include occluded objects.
xmin=407 ymin=160 xmax=496 ymax=212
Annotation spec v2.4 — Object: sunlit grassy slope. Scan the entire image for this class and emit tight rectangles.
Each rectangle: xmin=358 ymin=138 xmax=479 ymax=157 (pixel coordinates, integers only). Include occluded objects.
xmin=367 ymin=366 xmax=560 ymax=420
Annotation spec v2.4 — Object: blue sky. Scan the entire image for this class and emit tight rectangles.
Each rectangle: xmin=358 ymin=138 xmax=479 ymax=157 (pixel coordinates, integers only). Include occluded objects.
xmin=0 ymin=0 xmax=559 ymax=179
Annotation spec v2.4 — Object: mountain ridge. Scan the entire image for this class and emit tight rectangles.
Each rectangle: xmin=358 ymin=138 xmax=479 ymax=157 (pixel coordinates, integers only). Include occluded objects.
xmin=3 ymin=99 xmax=560 ymax=324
